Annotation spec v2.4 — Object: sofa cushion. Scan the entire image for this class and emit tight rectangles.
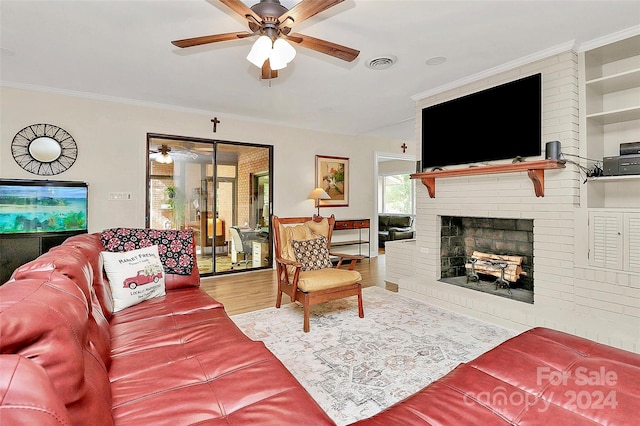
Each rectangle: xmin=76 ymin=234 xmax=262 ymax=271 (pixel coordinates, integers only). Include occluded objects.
xmin=389 ymin=229 xmax=415 ymax=240
xmin=291 ymin=236 xmax=333 ymax=271
xmin=61 ymin=233 xmax=115 ymax=319
xmin=101 ymin=228 xmax=194 ymax=276
xmin=297 ymin=268 xmax=362 ymax=292
xmin=378 ymin=215 xmax=391 ymax=229
xmin=109 ymin=342 xmax=334 ymax=425
xmin=388 ymin=215 xmax=413 ymax=228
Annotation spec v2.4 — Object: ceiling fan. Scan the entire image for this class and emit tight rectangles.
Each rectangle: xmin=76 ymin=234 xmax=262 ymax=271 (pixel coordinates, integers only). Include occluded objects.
xmin=171 ymin=0 xmax=360 ymax=80
xmin=150 ymin=144 xmax=199 ymax=164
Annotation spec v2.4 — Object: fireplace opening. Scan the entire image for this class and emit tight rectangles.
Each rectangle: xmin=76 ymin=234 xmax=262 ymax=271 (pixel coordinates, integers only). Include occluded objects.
xmin=440 ymin=216 xmax=534 ymax=304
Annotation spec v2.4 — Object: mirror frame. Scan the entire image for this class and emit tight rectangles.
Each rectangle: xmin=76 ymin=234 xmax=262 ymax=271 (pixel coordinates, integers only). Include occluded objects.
xmin=11 ymin=124 xmax=78 ymax=176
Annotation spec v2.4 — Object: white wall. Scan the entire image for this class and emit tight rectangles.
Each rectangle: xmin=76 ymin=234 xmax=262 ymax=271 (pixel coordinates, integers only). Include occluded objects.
xmin=389 ymin=51 xmax=640 ymax=353
xmin=0 ymin=86 xmax=409 ymax=243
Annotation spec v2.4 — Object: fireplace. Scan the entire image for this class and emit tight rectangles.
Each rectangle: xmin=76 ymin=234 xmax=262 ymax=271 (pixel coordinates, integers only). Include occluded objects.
xmin=440 ymin=216 xmax=534 ymax=303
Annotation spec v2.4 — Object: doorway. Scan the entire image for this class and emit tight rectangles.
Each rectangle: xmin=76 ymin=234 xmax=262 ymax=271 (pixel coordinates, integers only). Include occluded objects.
xmin=147 ymin=134 xmax=273 ymax=276
xmin=373 ymin=152 xmax=416 ymax=254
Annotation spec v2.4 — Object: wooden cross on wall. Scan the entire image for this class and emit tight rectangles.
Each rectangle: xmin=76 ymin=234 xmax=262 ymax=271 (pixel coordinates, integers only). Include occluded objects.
xmin=401 ymin=143 xmax=408 ymax=153
xmin=211 ymin=117 xmax=221 ymax=133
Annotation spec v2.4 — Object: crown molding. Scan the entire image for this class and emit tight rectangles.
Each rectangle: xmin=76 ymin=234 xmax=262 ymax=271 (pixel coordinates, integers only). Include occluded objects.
xmin=411 ymin=40 xmax=576 ymax=102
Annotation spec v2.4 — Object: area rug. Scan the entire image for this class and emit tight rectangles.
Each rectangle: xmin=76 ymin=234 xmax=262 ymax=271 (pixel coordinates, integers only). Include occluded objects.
xmin=231 ymin=286 xmax=518 ymax=425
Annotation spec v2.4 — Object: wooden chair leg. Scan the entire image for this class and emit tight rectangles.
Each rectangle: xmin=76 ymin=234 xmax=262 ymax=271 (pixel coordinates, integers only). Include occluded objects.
xmin=357 ymin=287 xmax=364 ymax=318
xmin=303 ymin=302 xmax=310 ymax=333
xmin=276 ymin=289 xmax=282 ymax=308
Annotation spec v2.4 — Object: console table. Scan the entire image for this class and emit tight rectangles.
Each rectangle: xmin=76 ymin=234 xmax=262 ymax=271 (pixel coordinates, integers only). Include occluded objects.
xmin=332 ymin=219 xmax=370 ymax=258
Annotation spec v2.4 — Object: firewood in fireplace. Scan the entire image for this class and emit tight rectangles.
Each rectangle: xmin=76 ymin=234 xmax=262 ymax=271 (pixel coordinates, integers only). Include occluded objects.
xmin=465 ymin=251 xmax=524 ymax=283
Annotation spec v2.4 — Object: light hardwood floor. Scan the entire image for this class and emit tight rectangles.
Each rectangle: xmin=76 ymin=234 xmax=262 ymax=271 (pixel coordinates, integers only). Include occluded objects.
xmin=200 ymin=255 xmax=387 ymax=316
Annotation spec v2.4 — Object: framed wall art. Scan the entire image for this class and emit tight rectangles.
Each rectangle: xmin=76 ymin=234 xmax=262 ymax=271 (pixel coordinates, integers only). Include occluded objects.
xmin=315 ymin=155 xmax=349 ymax=208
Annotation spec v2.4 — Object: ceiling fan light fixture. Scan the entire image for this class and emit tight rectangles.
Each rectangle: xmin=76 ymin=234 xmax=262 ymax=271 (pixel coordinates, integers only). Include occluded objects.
xmin=156 ymin=153 xmax=173 ymax=164
xmin=272 ymin=38 xmax=296 ymax=64
xmin=247 ymin=35 xmax=273 ymax=68
xmin=269 ymin=53 xmax=287 ymax=71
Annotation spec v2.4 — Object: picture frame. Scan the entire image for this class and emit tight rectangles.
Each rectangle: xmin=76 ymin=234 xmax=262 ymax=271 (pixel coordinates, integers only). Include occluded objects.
xmin=315 ymin=155 xmax=349 ymax=208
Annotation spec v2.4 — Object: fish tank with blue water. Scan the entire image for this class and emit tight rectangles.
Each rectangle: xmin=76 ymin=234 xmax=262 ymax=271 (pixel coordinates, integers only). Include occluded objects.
xmin=0 ymin=179 xmax=88 ymax=234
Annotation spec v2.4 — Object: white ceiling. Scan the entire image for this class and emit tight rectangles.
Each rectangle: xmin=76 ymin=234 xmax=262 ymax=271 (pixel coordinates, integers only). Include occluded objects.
xmin=1 ymin=1 xmax=639 ymax=141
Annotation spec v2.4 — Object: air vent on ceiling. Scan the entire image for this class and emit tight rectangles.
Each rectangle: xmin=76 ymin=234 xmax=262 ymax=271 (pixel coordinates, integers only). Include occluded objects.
xmin=366 ymin=55 xmax=397 ymax=70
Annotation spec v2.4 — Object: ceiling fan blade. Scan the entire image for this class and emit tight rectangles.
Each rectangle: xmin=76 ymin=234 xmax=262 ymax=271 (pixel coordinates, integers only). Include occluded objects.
xmin=219 ymin=0 xmax=262 ymax=23
xmin=285 ymin=33 xmax=359 ymax=62
xmin=261 ymin=59 xmax=278 ymax=80
xmin=171 ymin=31 xmax=252 ymax=48
xmin=278 ymin=0 xmax=345 ymax=30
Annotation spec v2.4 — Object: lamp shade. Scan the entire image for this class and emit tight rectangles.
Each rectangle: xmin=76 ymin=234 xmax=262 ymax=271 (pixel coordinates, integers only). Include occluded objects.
xmin=308 ymin=187 xmax=330 ymax=215
xmin=246 ymin=35 xmax=273 ymax=68
xmin=308 ymin=187 xmax=331 ymax=201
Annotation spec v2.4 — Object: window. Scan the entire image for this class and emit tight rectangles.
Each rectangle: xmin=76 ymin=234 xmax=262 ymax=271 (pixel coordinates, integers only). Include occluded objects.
xmin=378 ymin=173 xmax=414 ymax=214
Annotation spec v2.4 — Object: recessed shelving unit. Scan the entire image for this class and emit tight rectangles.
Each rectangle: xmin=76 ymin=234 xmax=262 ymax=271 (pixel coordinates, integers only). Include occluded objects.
xmin=581 ymin=33 xmax=640 ymax=273
xmin=582 ymin=33 xmax=640 ymax=209
xmin=410 ymin=159 xmax=566 ymax=198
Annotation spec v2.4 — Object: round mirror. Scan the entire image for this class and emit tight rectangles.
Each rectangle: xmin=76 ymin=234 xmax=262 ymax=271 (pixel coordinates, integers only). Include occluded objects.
xmin=12 ymin=124 xmax=78 ymax=175
xmin=29 ymin=136 xmax=62 ymax=162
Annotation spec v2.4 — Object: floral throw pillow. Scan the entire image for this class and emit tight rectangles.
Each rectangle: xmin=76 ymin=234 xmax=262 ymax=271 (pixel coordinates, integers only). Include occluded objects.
xmin=291 ymin=236 xmax=333 ymax=271
xmin=100 ymin=228 xmax=194 ymax=275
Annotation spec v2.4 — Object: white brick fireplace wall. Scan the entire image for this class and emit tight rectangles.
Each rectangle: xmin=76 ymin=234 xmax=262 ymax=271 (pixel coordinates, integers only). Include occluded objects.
xmin=386 ymin=50 xmax=639 ymax=353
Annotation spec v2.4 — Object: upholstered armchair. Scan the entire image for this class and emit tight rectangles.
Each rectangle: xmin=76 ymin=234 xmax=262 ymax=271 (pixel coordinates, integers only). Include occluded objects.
xmin=272 ymin=214 xmax=364 ymax=332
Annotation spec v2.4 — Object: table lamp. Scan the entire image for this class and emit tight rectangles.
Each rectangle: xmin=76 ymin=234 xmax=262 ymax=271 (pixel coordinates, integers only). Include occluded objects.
xmin=308 ymin=187 xmax=331 ymax=216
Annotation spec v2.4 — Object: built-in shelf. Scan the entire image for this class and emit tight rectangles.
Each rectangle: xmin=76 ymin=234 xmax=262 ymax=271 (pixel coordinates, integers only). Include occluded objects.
xmin=586 ymin=106 xmax=640 ymax=125
xmin=585 ymin=68 xmax=640 ymax=94
xmin=587 ymin=174 xmax=640 ymax=182
xmin=410 ymin=159 xmax=566 ymax=198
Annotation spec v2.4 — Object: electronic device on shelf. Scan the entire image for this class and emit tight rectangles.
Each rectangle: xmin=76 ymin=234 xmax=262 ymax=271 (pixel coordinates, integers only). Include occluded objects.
xmin=620 ymin=141 xmax=640 ymax=156
xmin=603 ymin=154 xmax=640 ymax=176
xmin=602 ymin=142 xmax=640 ymax=176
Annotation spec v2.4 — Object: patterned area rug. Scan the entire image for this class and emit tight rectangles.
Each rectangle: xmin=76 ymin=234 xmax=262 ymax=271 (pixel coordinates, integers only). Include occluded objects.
xmin=231 ymin=286 xmax=518 ymax=425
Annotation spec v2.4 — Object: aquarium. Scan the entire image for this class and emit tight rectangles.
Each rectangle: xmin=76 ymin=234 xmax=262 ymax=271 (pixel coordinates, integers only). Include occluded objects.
xmin=0 ymin=179 xmax=88 ymax=235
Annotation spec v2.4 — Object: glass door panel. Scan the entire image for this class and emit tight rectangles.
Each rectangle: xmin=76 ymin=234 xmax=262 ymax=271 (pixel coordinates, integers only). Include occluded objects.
xmin=147 ymin=135 xmax=272 ymax=276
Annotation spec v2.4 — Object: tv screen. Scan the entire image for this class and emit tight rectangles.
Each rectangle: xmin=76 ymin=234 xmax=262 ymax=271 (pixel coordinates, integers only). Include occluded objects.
xmin=0 ymin=179 xmax=88 ymax=235
xmin=421 ymin=73 xmax=542 ymax=170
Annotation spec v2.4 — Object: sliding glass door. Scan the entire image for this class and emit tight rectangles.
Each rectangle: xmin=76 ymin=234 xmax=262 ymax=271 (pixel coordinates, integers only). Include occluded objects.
xmin=146 ymin=134 xmax=272 ymax=276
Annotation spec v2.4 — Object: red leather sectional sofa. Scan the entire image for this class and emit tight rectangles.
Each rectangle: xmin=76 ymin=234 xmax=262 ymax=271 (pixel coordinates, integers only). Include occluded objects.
xmin=1 ymin=231 xmax=638 ymax=425
xmin=0 ymin=232 xmax=333 ymax=425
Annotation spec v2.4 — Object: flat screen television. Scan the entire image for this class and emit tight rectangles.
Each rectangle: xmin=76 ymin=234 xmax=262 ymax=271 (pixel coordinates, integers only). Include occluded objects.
xmin=0 ymin=179 xmax=88 ymax=235
xmin=421 ymin=73 xmax=542 ymax=170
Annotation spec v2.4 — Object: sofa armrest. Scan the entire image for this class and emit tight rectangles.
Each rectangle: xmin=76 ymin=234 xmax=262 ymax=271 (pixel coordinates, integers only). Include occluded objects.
xmin=389 ymin=229 xmax=415 ymax=241
xmin=0 ymin=355 xmax=71 ymax=425
xmin=388 ymin=226 xmax=412 ymax=233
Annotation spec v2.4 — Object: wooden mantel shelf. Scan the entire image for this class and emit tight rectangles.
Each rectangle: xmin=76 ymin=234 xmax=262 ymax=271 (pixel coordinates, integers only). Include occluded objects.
xmin=410 ymin=159 xmax=566 ymax=198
